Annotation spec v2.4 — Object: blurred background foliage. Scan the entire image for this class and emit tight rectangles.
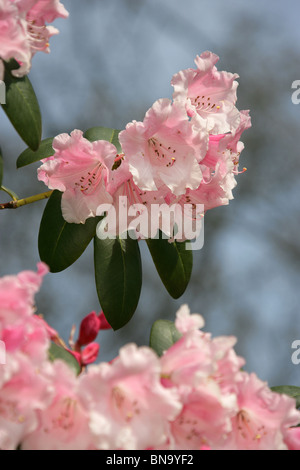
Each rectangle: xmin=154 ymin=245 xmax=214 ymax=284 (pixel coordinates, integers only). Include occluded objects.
xmin=1 ymin=0 xmax=300 ymax=386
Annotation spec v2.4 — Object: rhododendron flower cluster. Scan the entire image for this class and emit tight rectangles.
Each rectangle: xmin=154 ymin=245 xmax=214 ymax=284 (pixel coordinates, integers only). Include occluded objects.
xmin=0 ymin=265 xmax=300 ymax=450
xmin=0 ymin=0 xmax=69 ymax=80
xmin=38 ymin=52 xmax=251 ymax=240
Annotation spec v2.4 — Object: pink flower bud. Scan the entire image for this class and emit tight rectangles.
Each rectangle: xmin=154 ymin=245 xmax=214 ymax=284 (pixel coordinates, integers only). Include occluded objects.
xmin=81 ymin=343 xmax=100 ymax=366
xmin=98 ymin=311 xmax=112 ymax=330
xmin=78 ymin=311 xmax=101 ymax=346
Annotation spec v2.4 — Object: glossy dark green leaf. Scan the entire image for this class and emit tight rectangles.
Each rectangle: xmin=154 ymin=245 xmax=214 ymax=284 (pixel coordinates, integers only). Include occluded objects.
xmin=38 ymin=190 xmax=100 ymax=273
xmin=84 ymin=126 xmax=121 ymax=153
xmin=1 ymin=60 xmax=41 ymax=151
xmin=146 ymin=234 xmax=193 ymax=299
xmin=94 ymin=235 xmax=142 ymax=330
xmin=150 ymin=319 xmax=182 ymax=357
xmin=0 ymin=147 xmax=3 ymax=188
xmin=271 ymin=386 xmax=300 ymax=409
xmin=48 ymin=342 xmax=81 ymax=376
xmin=17 ymin=137 xmax=54 ymax=168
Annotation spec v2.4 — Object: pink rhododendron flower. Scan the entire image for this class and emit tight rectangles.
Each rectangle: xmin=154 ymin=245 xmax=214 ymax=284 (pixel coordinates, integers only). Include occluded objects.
xmin=169 ymin=383 xmax=237 ymax=450
xmin=0 ymin=264 xmax=52 ymax=449
xmin=171 ymin=51 xmax=240 ymax=134
xmin=1 ymin=264 xmax=299 ymax=450
xmin=38 ymin=130 xmax=127 ymax=224
xmin=119 ymin=98 xmax=209 ymax=196
xmin=175 ymin=304 xmax=205 ymax=333
xmin=96 ymin=154 xmax=172 ymax=239
xmin=80 ymin=344 xmax=181 ymax=450
xmin=0 ymin=0 xmax=69 ymax=79
xmin=161 ymin=306 xmax=243 ymax=389
xmin=285 ymin=427 xmax=300 ymax=450
xmin=221 ymin=373 xmax=300 ymax=450
xmin=165 ymin=109 xmax=251 ymax=239
xmin=0 ymin=262 xmax=48 ymax=328
xmin=22 ymin=361 xmax=92 ymax=450
xmin=0 ymin=355 xmax=54 ymax=450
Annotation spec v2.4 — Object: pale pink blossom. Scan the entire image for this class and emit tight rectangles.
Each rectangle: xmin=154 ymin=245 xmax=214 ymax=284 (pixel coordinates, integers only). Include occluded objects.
xmin=284 ymin=427 xmax=300 ymax=450
xmin=221 ymin=373 xmax=300 ymax=450
xmin=80 ymin=344 xmax=181 ymax=450
xmin=166 ymin=109 xmax=251 ymax=225
xmin=21 ymin=361 xmax=92 ymax=450
xmin=161 ymin=305 xmax=243 ymax=391
xmin=169 ymin=383 xmax=237 ymax=450
xmin=119 ymin=98 xmax=209 ymax=197
xmin=0 ymin=0 xmax=68 ymax=78
xmin=160 ymin=306 xmax=244 ymax=450
xmin=0 ymin=357 xmax=53 ymax=450
xmin=172 ymin=51 xmax=240 ymax=134
xmin=38 ymin=130 xmax=127 ymax=224
xmin=175 ymin=304 xmax=205 ymax=333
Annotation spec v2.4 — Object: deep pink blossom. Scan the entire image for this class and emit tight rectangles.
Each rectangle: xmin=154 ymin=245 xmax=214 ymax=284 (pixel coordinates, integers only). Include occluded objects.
xmin=0 ymin=262 xmax=48 ymax=328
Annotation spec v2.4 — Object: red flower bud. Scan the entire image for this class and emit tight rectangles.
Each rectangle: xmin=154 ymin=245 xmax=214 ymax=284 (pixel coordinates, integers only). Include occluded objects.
xmin=81 ymin=343 xmax=100 ymax=366
xmin=78 ymin=311 xmax=101 ymax=346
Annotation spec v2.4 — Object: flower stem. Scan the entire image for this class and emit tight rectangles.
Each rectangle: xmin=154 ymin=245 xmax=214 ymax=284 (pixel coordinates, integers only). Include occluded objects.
xmin=0 ymin=190 xmax=53 ymax=210
xmin=0 ymin=185 xmax=19 ymax=201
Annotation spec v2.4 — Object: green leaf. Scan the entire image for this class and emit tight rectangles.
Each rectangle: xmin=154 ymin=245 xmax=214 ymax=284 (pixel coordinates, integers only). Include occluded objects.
xmin=94 ymin=235 xmax=142 ymax=330
xmin=1 ymin=60 xmax=42 ymax=151
xmin=150 ymin=319 xmax=182 ymax=357
xmin=84 ymin=126 xmax=121 ymax=153
xmin=0 ymin=147 xmax=3 ymax=188
xmin=146 ymin=233 xmax=193 ymax=299
xmin=271 ymin=386 xmax=300 ymax=409
xmin=17 ymin=137 xmax=54 ymax=168
xmin=48 ymin=342 xmax=81 ymax=376
xmin=38 ymin=190 xmax=100 ymax=273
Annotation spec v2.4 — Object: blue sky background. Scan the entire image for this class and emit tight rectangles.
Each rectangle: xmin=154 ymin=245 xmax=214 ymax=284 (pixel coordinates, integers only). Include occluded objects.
xmin=1 ymin=0 xmax=300 ymax=387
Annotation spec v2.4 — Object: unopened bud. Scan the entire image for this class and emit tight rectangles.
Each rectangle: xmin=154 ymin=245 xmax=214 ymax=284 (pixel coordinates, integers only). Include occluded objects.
xmin=78 ymin=311 xmax=101 ymax=346
xmin=81 ymin=343 xmax=100 ymax=366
